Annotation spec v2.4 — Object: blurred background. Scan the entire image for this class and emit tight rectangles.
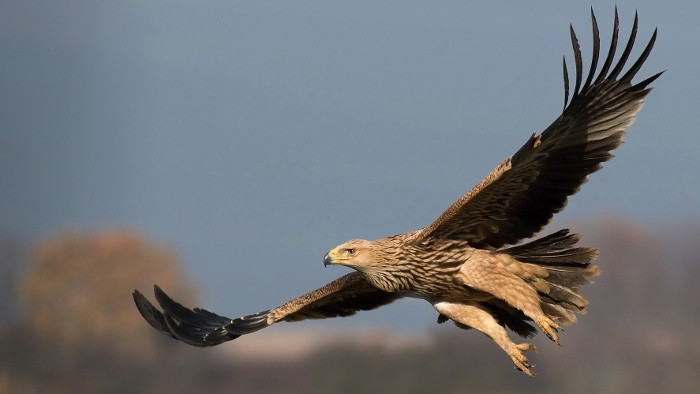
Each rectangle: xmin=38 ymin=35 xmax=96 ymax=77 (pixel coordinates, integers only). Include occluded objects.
xmin=2 ymin=1 xmax=699 ymax=392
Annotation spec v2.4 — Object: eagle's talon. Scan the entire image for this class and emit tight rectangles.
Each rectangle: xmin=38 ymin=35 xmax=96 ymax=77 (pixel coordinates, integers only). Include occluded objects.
xmin=509 ymin=342 xmax=537 ymax=376
xmin=537 ymin=317 xmax=560 ymax=344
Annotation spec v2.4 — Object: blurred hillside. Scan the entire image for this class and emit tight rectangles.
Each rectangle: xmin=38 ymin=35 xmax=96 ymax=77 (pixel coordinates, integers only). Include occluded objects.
xmin=1 ymin=218 xmax=699 ymax=393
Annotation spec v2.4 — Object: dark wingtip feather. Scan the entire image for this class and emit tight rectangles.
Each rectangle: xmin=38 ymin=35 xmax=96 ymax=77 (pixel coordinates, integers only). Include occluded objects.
xmin=562 ymin=55 xmax=570 ymax=108
xmin=132 ymin=285 xmax=244 ymax=346
xmin=133 ymin=289 xmax=175 ymax=339
xmin=608 ymin=10 xmax=638 ymax=80
xmin=569 ymin=24 xmax=583 ymax=96
xmin=162 ymin=313 xmax=213 ymax=347
xmin=153 ymin=285 xmax=201 ymax=325
xmin=634 ymin=69 xmax=665 ymax=91
xmin=620 ymin=27 xmax=658 ymax=84
xmin=594 ymin=7 xmax=620 ymax=84
xmin=582 ymin=8 xmax=600 ymax=89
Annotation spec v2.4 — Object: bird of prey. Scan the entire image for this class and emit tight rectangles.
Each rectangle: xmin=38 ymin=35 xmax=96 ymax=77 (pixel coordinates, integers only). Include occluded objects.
xmin=133 ymin=9 xmax=661 ymax=376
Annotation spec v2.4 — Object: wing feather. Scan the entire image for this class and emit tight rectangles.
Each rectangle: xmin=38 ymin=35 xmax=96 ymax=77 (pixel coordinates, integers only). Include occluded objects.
xmin=132 ymin=272 xmax=400 ymax=347
xmin=271 ymin=272 xmax=402 ymax=322
xmin=582 ymin=9 xmax=600 ymax=90
xmin=410 ymin=10 xmax=661 ymax=248
xmin=594 ymin=8 xmax=620 ymax=84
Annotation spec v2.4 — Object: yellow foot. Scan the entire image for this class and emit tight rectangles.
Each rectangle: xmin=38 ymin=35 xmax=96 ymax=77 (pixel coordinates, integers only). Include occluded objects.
xmin=509 ymin=342 xmax=537 ymax=376
xmin=537 ymin=317 xmax=560 ymax=345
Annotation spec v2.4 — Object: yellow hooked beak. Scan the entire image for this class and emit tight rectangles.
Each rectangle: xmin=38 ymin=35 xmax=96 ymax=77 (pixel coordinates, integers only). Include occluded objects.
xmin=323 ymin=248 xmax=341 ymax=266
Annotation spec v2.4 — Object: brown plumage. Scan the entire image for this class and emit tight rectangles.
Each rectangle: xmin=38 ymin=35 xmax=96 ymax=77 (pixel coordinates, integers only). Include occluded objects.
xmin=133 ymin=9 xmax=661 ymax=376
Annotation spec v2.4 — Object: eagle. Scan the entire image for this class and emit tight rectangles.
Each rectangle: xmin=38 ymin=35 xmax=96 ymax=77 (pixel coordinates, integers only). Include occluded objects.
xmin=133 ymin=9 xmax=661 ymax=376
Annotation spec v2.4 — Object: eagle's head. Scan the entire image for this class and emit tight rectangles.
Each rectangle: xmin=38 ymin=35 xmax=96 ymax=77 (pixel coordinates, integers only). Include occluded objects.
xmin=323 ymin=239 xmax=381 ymax=271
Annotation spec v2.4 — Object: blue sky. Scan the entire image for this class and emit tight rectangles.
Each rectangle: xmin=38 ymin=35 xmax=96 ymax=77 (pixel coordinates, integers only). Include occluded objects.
xmin=2 ymin=1 xmax=698 ymax=331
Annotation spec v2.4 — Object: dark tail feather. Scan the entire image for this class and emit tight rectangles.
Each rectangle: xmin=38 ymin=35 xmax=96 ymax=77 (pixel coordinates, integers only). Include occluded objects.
xmin=503 ymin=229 xmax=600 ymax=325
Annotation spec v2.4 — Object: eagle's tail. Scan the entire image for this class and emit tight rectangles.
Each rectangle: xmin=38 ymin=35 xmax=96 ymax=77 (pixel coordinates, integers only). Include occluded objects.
xmin=502 ymin=229 xmax=600 ymax=325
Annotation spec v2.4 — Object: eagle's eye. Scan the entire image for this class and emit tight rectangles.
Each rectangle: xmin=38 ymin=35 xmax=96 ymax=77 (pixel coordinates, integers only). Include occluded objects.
xmin=346 ymin=248 xmax=357 ymax=255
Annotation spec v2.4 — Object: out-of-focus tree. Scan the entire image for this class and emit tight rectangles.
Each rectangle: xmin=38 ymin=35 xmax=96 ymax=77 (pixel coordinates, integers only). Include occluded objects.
xmin=20 ymin=229 xmax=196 ymax=359
xmin=1 ymin=229 xmax=207 ymax=393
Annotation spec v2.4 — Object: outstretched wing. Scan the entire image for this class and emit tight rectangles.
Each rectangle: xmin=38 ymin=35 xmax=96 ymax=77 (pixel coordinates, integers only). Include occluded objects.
xmin=411 ymin=9 xmax=662 ymax=249
xmin=133 ymin=272 xmax=401 ymax=347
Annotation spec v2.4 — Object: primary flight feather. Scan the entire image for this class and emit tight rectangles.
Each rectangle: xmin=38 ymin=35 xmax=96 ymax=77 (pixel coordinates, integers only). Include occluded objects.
xmin=134 ymin=9 xmax=661 ymax=376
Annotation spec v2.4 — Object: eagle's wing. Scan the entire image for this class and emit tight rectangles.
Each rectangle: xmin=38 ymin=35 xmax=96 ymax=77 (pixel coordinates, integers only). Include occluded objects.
xmin=133 ymin=272 xmax=401 ymax=347
xmin=410 ymin=10 xmax=662 ymax=249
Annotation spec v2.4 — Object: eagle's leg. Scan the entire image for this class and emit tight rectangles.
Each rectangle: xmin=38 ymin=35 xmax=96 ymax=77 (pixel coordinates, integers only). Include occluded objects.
xmin=433 ymin=301 xmax=537 ymax=376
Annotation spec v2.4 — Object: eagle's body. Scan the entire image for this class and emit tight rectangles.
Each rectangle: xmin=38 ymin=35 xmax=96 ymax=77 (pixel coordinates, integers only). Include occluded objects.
xmin=134 ymin=10 xmax=661 ymax=376
xmin=335 ymin=235 xmax=474 ymax=296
